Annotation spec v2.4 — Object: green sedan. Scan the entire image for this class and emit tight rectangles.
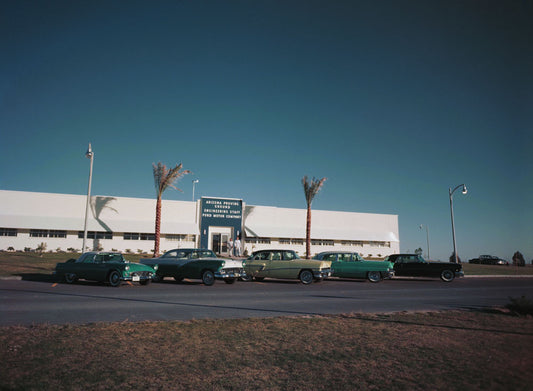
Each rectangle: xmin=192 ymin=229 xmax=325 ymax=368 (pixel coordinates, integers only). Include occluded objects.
xmin=242 ymin=249 xmax=331 ymax=284
xmin=54 ymin=252 xmax=157 ymax=287
xmin=313 ymin=251 xmax=394 ymax=283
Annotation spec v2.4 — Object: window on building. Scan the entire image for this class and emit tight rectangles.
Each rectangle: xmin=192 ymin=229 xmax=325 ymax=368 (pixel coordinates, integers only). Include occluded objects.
xmin=246 ymin=237 xmax=271 ymax=244
xmin=49 ymin=230 xmax=67 ymax=238
xmin=291 ymin=239 xmax=304 ymax=245
xmin=166 ymin=234 xmax=196 ymax=242
xmin=30 ymin=229 xmax=48 ymax=237
xmin=140 ymin=233 xmax=155 ymax=241
xmin=279 ymin=239 xmax=291 ymax=244
xmin=124 ymin=233 xmax=139 ymax=240
xmin=78 ymin=231 xmax=112 ymax=239
xmin=0 ymin=228 xmax=17 ymax=237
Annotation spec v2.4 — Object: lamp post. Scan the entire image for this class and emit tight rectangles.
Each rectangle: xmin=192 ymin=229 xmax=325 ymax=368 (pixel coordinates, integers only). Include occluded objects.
xmin=82 ymin=143 xmax=94 ymax=252
xmin=192 ymin=179 xmax=199 ymax=201
xmin=419 ymin=224 xmax=430 ymax=259
xmin=449 ymin=184 xmax=467 ymax=263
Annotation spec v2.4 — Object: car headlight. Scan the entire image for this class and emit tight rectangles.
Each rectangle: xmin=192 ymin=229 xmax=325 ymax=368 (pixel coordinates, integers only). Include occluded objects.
xmin=153 ymin=264 xmax=159 ymax=271
xmin=221 ymin=261 xmax=225 ymax=267
xmin=125 ymin=265 xmax=130 ymax=271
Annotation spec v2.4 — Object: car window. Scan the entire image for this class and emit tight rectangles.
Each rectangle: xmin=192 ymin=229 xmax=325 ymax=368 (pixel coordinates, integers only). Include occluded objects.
xmin=323 ymin=253 xmax=337 ymax=262
xmin=108 ymin=254 xmax=124 ymax=263
xmin=80 ymin=254 xmax=95 ymax=263
xmin=283 ymin=251 xmax=297 ymax=260
xmin=338 ymin=253 xmax=352 ymax=262
xmin=200 ymin=251 xmax=215 ymax=258
xmin=77 ymin=253 xmax=92 ymax=263
xmin=162 ymin=251 xmax=178 ymax=258
xmin=253 ymin=252 xmax=269 ymax=260
xmin=271 ymin=252 xmax=282 ymax=260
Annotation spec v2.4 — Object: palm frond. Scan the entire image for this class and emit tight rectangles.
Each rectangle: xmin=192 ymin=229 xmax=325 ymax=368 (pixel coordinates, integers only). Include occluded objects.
xmin=153 ymin=162 xmax=191 ymax=198
xmin=302 ymin=176 xmax=327 ymax=206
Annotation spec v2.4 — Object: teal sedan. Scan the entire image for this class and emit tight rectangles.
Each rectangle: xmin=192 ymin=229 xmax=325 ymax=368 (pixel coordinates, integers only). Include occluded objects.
xmin=313 ymin=251 xmax=394 ymax=283
xmin=54 ymin=252 xmax=157 ymax=287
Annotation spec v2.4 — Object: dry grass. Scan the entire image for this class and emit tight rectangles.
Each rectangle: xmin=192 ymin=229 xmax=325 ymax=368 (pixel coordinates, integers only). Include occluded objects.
xmin=1 ymin=310 xmax=532 ymax=390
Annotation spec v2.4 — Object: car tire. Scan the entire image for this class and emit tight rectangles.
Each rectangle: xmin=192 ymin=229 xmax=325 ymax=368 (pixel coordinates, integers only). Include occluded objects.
xmin=299 ymin=270 xmax=314 ymax=285
xmin=224 ymin=278 xmax=236 ymax=284
xmin=140 ymin=279 xmax=151 ymax=286
xmin=202 ymin=270 xmax=215 ymax=286
xmin=367 ymin=271 xmax=382 ymax=283
xmin=254 ymin=277 xmax=265 ymax=282
xmin=152 ymin=274 xmax=163 ymax=282
xmin=64 ymin=273 xmax=77 ymax=284
xmin=240 ymin=275 xmax=253 ymax=282
xmin=440 ymin=269 xmax=455 ymax=282
xmin=174 ymin=277 xmax=184 ymax=282
xmin=108 ymin=270 xmax=122 ymax=287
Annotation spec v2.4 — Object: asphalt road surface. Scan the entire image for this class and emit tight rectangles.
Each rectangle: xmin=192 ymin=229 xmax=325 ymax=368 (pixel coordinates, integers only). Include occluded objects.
xmin=1 ymin=276 xmax=533 ymax=326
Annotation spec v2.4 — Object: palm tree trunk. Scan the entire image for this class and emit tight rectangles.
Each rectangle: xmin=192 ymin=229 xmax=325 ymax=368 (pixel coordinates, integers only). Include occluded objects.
xmin=154 ymin=196 xmax=162 ymax=257
xmin=306 ymin=204 xmax=311 ymax=259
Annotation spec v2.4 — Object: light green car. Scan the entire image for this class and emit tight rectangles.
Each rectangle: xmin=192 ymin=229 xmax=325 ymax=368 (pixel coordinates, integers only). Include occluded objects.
xmin=242 ymin=249 xmax=331 ymax=284
xmin=313 ymin=251 xmax=394 ymax=282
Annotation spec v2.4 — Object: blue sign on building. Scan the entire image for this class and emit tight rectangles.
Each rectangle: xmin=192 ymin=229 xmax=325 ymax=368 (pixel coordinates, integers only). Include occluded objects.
xmin=200 ymin=197 xmax=243 ymax=254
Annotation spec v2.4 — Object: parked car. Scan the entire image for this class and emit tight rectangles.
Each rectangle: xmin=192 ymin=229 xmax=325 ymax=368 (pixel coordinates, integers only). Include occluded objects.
xmin=468 ymin=255 xmax=509 ymax=265
xmin=54 ymin=252 xmax=157 ymax=287
xmin=313 ymin=251 xmax=394 ymax=282
xmin=383 ymin=254 xmax=464 ymax=282
xmin=242 ymin=249 xmax=331 ymax=284
xmin=140 ymin=248 xmax=244 ymax=285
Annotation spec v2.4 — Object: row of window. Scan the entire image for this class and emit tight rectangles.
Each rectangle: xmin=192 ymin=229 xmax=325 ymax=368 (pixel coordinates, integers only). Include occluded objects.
xmin=1 ymin=227 xmax=391 ymax=247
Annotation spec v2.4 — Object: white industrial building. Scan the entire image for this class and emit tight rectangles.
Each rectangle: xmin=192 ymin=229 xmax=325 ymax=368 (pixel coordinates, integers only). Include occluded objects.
xmin=0 ymin=190 xmax=400 ymax=259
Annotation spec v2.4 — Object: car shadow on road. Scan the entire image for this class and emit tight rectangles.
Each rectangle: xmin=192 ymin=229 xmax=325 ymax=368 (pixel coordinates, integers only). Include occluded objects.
xmin=16 ymin=273 xmax=56 ymax=283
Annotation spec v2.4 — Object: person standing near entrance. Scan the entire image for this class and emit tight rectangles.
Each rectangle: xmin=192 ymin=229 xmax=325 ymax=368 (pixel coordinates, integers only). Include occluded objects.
xmin=227 ymin=237 xmax=234 ymax=258
xmin=234 ymin=236 xmax=241 ymax=257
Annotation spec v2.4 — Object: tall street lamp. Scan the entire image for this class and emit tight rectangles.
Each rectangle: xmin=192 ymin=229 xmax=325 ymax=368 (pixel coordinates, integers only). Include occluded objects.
xmin=449 ymin=183 xmax=467 ymax=263
xmin=82 ymin=143 xmax=94 ymax=252
xmin=419 ymin=224 xmax=430 ymax=259
xmin=192 ymin=179 xmax=199 ymax=201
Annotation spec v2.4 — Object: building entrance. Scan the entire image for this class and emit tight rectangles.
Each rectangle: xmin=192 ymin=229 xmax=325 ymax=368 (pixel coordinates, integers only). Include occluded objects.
xmin=208 ymin=227 xmax=233 ymax=256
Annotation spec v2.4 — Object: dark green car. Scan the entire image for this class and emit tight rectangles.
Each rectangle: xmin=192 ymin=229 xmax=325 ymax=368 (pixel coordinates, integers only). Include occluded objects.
xmin=313 ymin=251 xmax=394 ymax=282
xmin=140 ymin=248 xmax=245 ymax=285
xmin=54 ymin=252 xmax=157 ymax=287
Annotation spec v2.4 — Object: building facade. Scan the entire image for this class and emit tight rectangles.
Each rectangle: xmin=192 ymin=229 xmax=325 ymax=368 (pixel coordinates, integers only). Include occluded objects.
xmin=0 ymin=190 xmax=400 ymax=259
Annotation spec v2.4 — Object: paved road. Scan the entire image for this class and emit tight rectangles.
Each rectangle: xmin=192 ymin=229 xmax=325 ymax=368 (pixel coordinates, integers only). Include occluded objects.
xmin=1 ymin=277 xmax=533 ymax=326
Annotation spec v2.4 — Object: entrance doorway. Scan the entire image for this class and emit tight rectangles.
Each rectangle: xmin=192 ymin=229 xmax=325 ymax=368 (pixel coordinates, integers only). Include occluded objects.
xmin=208 ymin=227 xmax=233 ymax=256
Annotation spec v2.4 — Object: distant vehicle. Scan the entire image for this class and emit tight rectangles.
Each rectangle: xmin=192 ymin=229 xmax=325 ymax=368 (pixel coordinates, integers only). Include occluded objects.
xmin=54 ymin=252 xmax=157 ymax=287
xmin=468 ymin=255 xmax=509 ymax=265
xmin=384 ymin=254 xmax=464 ymax=282
xmin=242 ymin=249 xmax=331 ymax=284
xmin=140 ymin=248 xmax=244 ymax=285
xmin=313 ymin=251 xmax=394 ymax=283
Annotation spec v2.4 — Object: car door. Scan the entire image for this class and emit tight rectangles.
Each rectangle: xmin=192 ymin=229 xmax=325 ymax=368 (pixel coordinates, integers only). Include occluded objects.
xmin=397 ymin=255 xmax=426 ymax=277
xmin=343 ymin=253 xmax=366 ymax=278
xmin=84 ymin=253 xmax=109 ymax=281
xmin=265 ymin=251 xmax=288 ymax=278
xmin=248 ymin=251 xmax=271 ymax=278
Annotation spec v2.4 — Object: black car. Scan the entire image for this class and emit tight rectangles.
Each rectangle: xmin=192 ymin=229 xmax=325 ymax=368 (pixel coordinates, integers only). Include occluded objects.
xmin=383 ymin=254 xmax=464 ymax=282
xmin=468 ymin=255 xmax=509 ymax=265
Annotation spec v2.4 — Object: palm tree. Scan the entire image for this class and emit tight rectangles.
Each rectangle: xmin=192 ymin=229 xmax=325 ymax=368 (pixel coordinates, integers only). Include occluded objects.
xmin=302 ymin=176 xmax=327 ymax=259
xmin=152 ymin=162 xmax=190 ymax=257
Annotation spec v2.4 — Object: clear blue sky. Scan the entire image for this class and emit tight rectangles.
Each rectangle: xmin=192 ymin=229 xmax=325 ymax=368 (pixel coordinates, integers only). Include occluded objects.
xmin=1 ymin=0 xmax=531 ymax=262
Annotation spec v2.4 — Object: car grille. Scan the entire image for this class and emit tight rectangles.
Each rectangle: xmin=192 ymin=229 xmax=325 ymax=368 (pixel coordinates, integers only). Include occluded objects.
xmin=222 ymin=268 xmax=244 ymax=274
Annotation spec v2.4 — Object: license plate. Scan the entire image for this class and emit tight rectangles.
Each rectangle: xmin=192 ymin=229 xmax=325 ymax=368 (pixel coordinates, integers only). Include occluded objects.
xmin=132 ymin=276 xmax=140 ymax=282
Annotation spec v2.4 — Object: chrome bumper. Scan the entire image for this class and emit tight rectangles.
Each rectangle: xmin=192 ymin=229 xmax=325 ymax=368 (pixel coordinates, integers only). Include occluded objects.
xmin=215 ymin=268 xmax=245 ymax=279
xmin=314 ymin=268 xmax=332 ymax=279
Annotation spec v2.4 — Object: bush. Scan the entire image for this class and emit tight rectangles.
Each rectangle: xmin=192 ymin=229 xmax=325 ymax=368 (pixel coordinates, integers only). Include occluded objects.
xmin=512 ymin=251 xmax=525 ymax=267
xmin=506 ymin=296 xmax=533 ymax=316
